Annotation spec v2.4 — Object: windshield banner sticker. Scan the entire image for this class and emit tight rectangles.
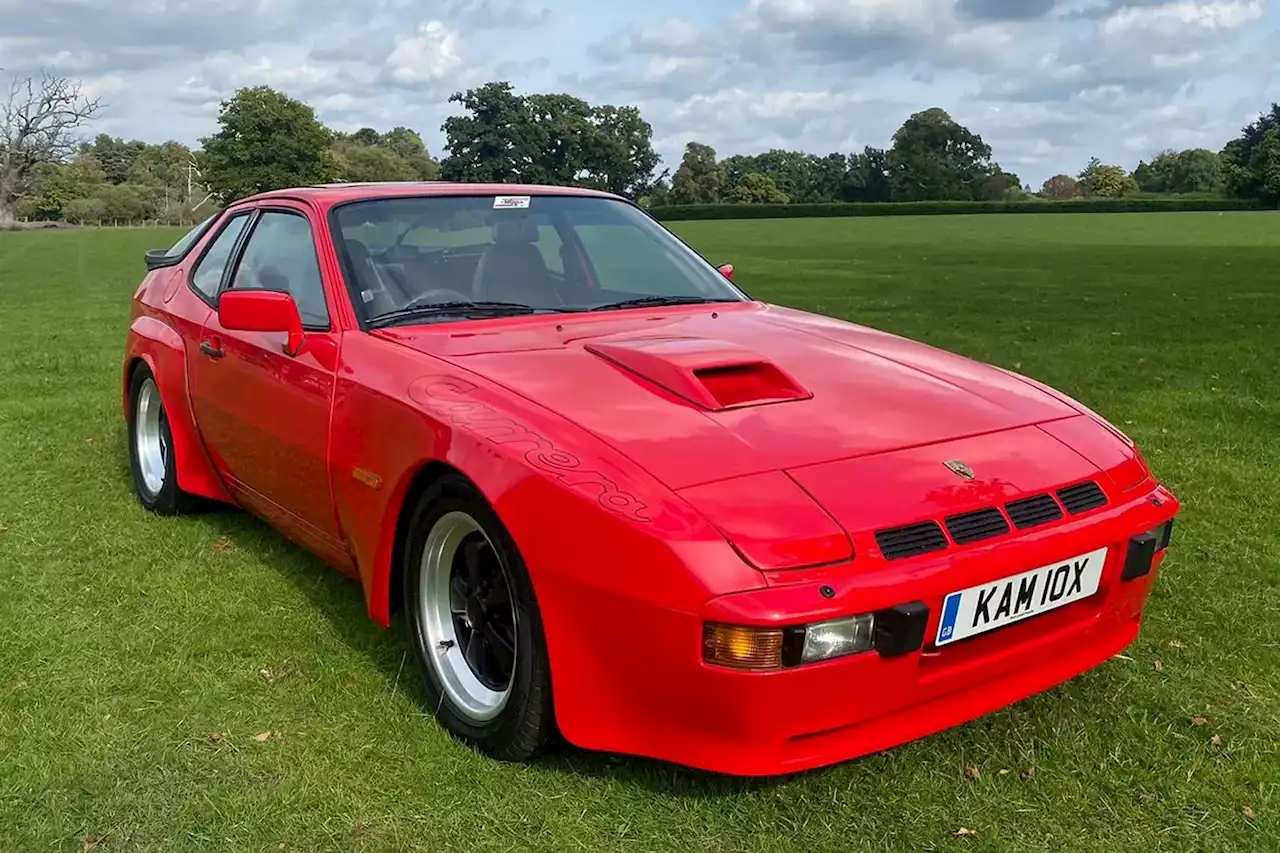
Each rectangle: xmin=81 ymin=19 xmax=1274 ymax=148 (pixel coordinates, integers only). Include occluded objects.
xmin=493 ymin=195 xmax=531 ymax=209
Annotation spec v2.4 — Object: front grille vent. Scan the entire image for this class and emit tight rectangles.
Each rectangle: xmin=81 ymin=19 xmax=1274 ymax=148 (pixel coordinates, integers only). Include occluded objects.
xmin=873 ymin=480 xmax=1106 ymax=562
xmin=1057 ymin=480 xmax=1108 ymax=514
xmin=944 ymin=508 xmax=1010 ymax=545
xmin=1005 ymin=494 xmax=1064 ymax=529
xmin=875 ymin=522 xmax=948 ymax=561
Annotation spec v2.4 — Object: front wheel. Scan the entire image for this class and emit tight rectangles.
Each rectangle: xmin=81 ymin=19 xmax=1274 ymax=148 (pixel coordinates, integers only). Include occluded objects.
xmin=403 ymin=474 xmax=555 ymax=760
xmin=126 ymin=366 xmax=197 ymax=515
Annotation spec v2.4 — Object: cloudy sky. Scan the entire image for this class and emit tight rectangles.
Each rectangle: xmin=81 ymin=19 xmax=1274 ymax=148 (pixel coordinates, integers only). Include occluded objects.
xmin=2 ymin=0 xmax=1276 ymax=186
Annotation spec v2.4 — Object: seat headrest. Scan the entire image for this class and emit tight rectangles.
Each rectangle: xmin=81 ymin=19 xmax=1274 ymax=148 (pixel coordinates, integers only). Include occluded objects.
xmin=491 ymin=215 xmax=539 ymax=244
xmin=345 ymin=239 xmax=371 ymax=261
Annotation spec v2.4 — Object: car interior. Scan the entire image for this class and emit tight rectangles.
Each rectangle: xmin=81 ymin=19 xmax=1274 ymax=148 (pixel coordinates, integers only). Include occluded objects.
xmin=340 ymin=211 xmax=593 ymax=316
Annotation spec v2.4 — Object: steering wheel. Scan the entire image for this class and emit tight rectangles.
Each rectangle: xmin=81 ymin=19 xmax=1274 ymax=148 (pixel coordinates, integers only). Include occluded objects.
xmin=400 ymin=288 xmax=476 ymax=310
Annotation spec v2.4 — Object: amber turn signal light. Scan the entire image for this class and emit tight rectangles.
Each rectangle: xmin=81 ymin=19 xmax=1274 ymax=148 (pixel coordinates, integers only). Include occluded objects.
xmin=702 ymin=623 xmax=784 ymax=671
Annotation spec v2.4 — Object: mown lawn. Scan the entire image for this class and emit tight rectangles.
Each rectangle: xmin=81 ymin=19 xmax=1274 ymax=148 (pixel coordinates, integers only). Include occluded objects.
xmin=0 ymin=212 xmax=1276 ymax=852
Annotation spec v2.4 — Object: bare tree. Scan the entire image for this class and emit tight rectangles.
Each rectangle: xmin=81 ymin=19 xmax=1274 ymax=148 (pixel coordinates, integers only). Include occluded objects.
xmin=1 ymin=72 xmax=103 ymax=225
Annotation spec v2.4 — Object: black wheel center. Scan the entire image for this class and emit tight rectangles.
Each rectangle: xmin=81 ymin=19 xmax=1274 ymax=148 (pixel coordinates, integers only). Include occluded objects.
xmin=451 ymin=534 xmax=516 ymax=691
xmin=465 ymin=593 xmax=486 ymax=630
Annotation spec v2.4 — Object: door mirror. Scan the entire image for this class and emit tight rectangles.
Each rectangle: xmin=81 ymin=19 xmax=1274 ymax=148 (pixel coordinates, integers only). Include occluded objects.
xmin=218 ymin=290 xmax=304 ymax=356
xmin=716 ymin=263 xmax=734 ymax=281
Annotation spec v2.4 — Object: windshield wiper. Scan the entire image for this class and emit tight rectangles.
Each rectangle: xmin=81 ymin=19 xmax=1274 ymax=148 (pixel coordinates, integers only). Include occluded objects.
xmin=589 ymin=295 xmax=732 ymax=312
xmin=368 ymin=301 xmax=547 ymax=328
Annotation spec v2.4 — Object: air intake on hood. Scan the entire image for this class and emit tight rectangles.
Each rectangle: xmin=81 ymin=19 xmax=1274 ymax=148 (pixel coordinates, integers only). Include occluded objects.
xmin=585 ymin=336 xmax=812 ymax=411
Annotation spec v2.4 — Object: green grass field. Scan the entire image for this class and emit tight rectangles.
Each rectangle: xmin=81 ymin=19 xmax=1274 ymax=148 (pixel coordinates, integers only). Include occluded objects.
xmin=1 ymin=212 xmax=1276 ymax=852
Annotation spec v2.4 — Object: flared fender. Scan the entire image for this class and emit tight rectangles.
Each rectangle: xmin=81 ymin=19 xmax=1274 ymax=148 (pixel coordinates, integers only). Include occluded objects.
xmin=123 ymin=315 xmax=230 ymax=504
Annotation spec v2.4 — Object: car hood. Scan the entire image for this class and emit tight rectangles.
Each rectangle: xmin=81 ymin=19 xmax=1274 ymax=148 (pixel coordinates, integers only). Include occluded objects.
xmin=378 ymin=302 xmax=1080 ymax=490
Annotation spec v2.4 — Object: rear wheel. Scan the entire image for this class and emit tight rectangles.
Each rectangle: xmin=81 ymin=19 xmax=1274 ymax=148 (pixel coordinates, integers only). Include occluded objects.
xmin=403 ymin=474 xmax=555 ymax=760
xmin=127 ymin=366 xmax=196 ymax=515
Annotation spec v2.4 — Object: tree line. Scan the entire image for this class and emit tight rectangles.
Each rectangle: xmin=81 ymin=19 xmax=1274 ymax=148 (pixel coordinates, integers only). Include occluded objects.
xmin=3 ymin=72 xmax=1279 ymax=227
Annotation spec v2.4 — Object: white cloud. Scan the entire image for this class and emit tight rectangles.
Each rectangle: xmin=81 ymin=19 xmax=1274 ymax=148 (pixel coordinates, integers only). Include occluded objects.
xmin=632 ymin=17 xmax=715 ymax=55
xmin=1103 ymin=0 xmax=1264 ymax=38
xmin=748 ymin=0 xmax=947 ymax=36
xmin=80 ymin=74 xmax=128 ymax=99
xmin=0 ymin=0 xmax=1274 ymax=187
xmin=387 ymin=21 xmax=464 ymax=86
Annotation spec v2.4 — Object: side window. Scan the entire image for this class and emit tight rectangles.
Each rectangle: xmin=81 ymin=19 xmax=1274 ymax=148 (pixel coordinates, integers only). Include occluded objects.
xmin=164 ymin=214 xmax=216 ymax=259
xmin=191 ymin=213 xmax=251 ymax=299
xmin=229 ymin=211 xmax=330 ymax=328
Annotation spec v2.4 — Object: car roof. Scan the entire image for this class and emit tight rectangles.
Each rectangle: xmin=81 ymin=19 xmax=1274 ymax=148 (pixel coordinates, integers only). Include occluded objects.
xmin=239 ymin=181 xmax=628 ymax=208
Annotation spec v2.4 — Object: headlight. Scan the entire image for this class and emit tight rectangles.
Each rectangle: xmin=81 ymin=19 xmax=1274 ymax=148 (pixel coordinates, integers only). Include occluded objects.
xmin=801 ymin=615 xmax=875 ymax=663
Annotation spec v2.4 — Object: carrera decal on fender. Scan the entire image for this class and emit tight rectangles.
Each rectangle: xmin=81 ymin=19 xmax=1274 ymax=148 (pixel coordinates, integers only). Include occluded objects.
xmin=409 ymin=375 xmax=653 ymax=523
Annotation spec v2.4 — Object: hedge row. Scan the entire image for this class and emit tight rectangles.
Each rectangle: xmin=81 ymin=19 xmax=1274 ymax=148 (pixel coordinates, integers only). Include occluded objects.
xmin=650 ymin=196 xmax=1269 ymax=221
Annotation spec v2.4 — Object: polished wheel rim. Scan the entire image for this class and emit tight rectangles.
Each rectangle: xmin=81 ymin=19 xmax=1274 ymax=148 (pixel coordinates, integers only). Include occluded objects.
xmin=418 ymin=511 xmax=517 ymax=722
xmin=135 ymin=378 xmax=168 ymax=497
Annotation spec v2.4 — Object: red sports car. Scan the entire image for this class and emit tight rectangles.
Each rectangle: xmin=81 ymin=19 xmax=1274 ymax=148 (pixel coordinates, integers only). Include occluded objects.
xmin=123 ymin=182 xmax=1179 ymax=776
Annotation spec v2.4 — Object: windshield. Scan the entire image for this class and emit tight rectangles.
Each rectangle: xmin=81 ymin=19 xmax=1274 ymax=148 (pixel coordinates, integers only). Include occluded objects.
xmin=331 ymin=194 xmax=746 ymax=324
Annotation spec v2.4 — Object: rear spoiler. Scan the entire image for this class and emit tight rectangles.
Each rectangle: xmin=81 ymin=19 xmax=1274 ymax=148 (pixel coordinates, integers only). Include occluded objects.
xmin=144 ymin=249 xmax=181 ymax=271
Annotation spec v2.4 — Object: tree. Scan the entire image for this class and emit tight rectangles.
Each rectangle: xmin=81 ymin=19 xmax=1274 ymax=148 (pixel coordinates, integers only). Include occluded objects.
xmin=332 ymin=139 xmax=417 ymax=182
xmin=808 ymin=153 xmax=850 ymax=203
xmin=1040 ymin=174 xmax=1082 ymax=200
xmin=380 ymin=127 xmax=440 ymax=180
xmin=979 ymin=171 xmax=1024 ymax=201
xmin=1 ymin=72 xmax=103 ymax=225
xmin=83 ymin=133 xmax=148 ymax=184
xmin=331 ymin=126 xmax=440 ymax=183
xmin=669 ymin=142 xmax=724 ymax=205
xmin=886 ymin=108 xmax=996 ymax=201
xmin=1221 ymin=103 xmax=1280 ymax=203
xmin=1077 ymin=157 xmax=1138 ymax=198
xmin=845 ymin=147 xmax=892 ymax=202
xmin=581 ymin=104 xmax=661 ymax=197
xmin=1171 ymin=148 xmax=1225 ymax=194
xmin=440 ymin=82 xmax=537 ymax=183
xmin=727 ymin=172 xmax=789 ymax=204
xmin=199 ymin=85 xmax=337 ymax=202
xmin=22 ymin=152 xmax=106 ymax=219
xmin=523 ymin=92 xmax=594 ymax=185
xmin=350 ymin=127 xmax=382 ymax=147
xmin=1133 ymin=149 xmax=1176 ymax=193
xmin=440 ymin=83 xmax=659 ymax=196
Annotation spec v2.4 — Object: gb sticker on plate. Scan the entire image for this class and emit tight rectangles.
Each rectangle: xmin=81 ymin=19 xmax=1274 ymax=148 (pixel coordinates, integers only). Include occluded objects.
xmin=493 ymin=195 xmax=531 ymax=209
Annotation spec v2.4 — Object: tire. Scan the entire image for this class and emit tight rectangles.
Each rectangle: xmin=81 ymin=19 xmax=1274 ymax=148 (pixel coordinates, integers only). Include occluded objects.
xmin=403 ymin=473 xmax=555 ymax=761
xmin=126 ymin=365 xmax=197 ymax=516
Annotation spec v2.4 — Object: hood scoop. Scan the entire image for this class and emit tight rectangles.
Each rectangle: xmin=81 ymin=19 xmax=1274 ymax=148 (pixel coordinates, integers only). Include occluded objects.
xmin=585 ymin=336 xmax=812 ymax=411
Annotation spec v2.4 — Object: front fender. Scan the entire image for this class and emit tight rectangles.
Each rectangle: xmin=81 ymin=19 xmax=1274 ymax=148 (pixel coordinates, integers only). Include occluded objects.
xmin=124 ymin=315 xmax=229 ymax=503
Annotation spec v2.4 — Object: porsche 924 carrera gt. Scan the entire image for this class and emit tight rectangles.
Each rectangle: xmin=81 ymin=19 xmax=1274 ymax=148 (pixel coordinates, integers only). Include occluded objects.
xmin=122 ymin=182 xmax=1179 ymax=776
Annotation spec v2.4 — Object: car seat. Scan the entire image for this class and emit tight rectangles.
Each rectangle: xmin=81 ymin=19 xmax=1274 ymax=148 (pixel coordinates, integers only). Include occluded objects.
xmin=471 ymin=216 xmax=558 ymax=307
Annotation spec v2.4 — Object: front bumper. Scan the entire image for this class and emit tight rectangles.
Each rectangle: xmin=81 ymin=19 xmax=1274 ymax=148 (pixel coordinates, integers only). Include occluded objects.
xmin=554 ymin=483 xmax=1179 ymax=776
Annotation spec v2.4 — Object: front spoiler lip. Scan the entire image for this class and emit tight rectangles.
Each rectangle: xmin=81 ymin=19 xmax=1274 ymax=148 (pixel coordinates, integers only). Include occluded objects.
xmin=704 ymin=613 xmax=1144 ymax=777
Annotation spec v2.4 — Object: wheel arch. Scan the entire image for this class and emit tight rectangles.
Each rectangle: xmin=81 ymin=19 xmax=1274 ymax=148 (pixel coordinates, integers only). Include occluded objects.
xmin=382 ymin=459 xmax=469 ymax=623
xmin=123 ymin=317 xmax=230 ymax=504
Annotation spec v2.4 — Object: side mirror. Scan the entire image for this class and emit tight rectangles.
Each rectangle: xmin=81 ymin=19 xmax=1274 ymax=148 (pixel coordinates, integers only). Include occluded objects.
xmin=218 ymin=289 xmax=304 ymax=356
xmin=716 ymin=263 xmax=734 ymax=281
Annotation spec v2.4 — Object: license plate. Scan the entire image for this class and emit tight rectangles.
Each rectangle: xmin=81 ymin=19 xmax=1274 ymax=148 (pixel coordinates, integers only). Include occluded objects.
xmin=935 ymin=546 xmax=1109 ymax=647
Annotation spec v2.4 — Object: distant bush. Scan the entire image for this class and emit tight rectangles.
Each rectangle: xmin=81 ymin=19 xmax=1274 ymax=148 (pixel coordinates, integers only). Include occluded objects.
xmin=651 ymin=197 xmax=1269 ymax=221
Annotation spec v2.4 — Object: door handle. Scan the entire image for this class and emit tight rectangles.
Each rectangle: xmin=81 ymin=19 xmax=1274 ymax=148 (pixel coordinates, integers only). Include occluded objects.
xmin=200 ymin=341 xmax=225 ymax=359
